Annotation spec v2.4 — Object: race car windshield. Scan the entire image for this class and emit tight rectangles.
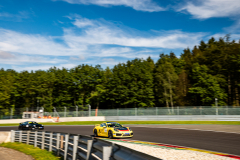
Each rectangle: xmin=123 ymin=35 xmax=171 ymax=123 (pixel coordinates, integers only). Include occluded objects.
xmin=107 ymin=123 xmax=122 ymax=128
xmin=29 ymin=122 xmax=38 ymax=124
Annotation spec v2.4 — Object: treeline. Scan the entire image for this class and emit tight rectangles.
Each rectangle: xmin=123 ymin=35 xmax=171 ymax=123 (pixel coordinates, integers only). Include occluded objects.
xmin=0 ymin=36 xmax=240 ymax=114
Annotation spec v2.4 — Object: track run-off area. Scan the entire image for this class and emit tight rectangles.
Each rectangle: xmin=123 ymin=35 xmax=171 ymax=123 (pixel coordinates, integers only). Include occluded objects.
xmin=1 ymin=124 xmax=240 ymax=157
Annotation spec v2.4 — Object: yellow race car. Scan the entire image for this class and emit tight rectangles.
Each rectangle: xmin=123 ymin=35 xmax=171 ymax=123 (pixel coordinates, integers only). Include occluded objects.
xmin=93 ymin=122 xmax=133 ymax=139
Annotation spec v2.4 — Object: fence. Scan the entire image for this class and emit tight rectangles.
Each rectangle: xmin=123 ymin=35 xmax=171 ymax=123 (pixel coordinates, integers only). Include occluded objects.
xmin=10 ymin=130 xmax=161 ymax=160
xmin=51 ymin=106 xmax=240 ymax=117
xmin=1 ymin=106 xmax=240 ymax=119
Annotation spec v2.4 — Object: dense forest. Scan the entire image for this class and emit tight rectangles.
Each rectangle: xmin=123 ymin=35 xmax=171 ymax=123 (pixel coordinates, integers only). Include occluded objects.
xmin=0 ymin=36 xmax=240 ymax=115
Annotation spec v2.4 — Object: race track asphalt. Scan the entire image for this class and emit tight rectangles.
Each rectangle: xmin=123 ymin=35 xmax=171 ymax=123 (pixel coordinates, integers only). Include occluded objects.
xmin=1 ymin=125 xmax=239 ymax=156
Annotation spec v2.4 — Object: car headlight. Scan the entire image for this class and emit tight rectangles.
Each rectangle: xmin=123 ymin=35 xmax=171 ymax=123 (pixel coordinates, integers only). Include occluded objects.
xmin=114 ymin=128 xmax=119 ymax=132
xmin=26 ymin=125 xmax=29 ymax=127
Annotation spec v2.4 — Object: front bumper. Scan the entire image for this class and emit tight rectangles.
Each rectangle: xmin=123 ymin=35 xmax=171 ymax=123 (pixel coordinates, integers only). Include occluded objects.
xmin=113 ymin=132 xmax=133 ymax=138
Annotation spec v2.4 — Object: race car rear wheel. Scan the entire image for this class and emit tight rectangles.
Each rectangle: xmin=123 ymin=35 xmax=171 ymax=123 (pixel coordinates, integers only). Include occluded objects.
xmin=108 ymin=131 xmax=113 ymax=139
xmin=94 ymin=130 xmax=98 ymax=137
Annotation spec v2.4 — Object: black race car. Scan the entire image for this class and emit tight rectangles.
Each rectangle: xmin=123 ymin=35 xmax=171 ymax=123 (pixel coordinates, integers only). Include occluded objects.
xmin=18 ymin=121 xmax=44 ymax=130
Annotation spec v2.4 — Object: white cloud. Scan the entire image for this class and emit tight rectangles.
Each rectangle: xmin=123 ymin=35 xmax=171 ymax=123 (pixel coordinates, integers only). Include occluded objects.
xmin=0 ymin=11 xmax=31 ymax=21
xmin=0 ymin=16 xmax=209 ymax=71
xmin=0 ymin=53 xmax=67 ymax=65
xmin=0 ymin=50 xmax=15 ymax=59
xmin=73 ymin=18 xmax=95 ymax=28
xmin=180 ymin=0 xmax=240 ymax=19
xmin=0 ymin=17 xmax=205 ymax=59
xmin=210 ymin=33 xmax=240 ymax=41
xmin=12 ymin=63 xmax=78 ymax=72
xmin=0 ymin=28 xmax=86 ymax=56
xmin=64 ymin=17 xmax=205 ymax=49
xmin=60 ymin=0 xmax=164 ymax=12
xmin=224 ymin=19 xmax=240 ymax=33
xmin=70 ymin=55 xmax=85 ymax=60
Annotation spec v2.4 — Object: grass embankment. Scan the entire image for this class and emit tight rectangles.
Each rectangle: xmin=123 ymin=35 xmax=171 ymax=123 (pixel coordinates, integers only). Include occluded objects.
xmin=0 ymin=142 xmax=60 ymax=160
xmin=0 ymin=121 xmax=239 ymax=126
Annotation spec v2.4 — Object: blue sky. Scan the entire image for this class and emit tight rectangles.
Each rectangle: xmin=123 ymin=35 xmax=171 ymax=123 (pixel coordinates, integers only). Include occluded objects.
xmin=0 ymin=0 xmax=240 ymax=71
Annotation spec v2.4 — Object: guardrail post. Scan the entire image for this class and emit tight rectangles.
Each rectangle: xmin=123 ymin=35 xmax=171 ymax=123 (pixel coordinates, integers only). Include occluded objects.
xmin=56 ymin=133 xmax=60 ymax=156
xmin=72 ymin=136 xmax=79 ymax=160
xmin=41 ymin=131 xmax=45 ymax=149
xmin=103 ymin=146 xmax=112 ymax=160
xmin=64 ymin=134 xmax=69 ymax=160
xmin=26 ymin=131 xmax=30 ymax=144
xmin=19 ymin=131 xmax=22 ymax=142
xmin=86 ymin=140 xmax=93 ymax=160
xmin=49 ymin=132 xmax=53 ymax=152
xmin=34 ymin=131 xmax=37 ymax=147
xmin=11 ymin=130 xmax=15 ymax=142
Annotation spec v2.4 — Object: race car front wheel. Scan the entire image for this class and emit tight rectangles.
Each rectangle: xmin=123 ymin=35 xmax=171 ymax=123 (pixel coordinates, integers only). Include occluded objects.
xmin=108 ymin=131 xmax=113 ymax=139
xmin=29 ymin=126 xmax=35 ymax=130
xmin=94 ymin=130 xmax=98 ymax=137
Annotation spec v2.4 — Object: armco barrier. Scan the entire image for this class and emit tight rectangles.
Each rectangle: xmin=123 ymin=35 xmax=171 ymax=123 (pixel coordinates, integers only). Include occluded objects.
xmin=10 ymin=130 xmax=161 ymax=160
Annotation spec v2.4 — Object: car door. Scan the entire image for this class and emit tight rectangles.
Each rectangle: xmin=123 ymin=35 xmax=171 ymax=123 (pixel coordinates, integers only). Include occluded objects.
xmin=99 ymin=123 xmax=107 ymax=137
xmin=97 ymin=123 xmax=104 ymax=136
xmin=23 ymin=122 xmax=29 ymax=129
xmin=29 ymin=122 xmax=33 ymax=128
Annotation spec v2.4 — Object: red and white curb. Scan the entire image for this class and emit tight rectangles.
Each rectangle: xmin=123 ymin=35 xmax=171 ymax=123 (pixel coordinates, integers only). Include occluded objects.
xmin=101 ymin=138 xmax=240 ymax=159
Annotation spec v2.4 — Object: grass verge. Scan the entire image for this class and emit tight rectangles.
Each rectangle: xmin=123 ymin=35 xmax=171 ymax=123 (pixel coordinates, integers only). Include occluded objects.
xmin=0 ymin=120 xmax=239 ymax=126
xmin=0 ymin=142 xmax=60 ymax=160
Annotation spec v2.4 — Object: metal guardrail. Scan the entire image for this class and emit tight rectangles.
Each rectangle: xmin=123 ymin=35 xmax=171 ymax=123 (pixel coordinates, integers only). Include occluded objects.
xmin=10 ymin=130 xmax=161 ymax=160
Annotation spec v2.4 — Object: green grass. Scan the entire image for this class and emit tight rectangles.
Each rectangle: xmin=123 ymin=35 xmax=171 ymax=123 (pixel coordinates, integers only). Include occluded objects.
xmin=0 ymin=142 xmax=60 ymax=160
xmin=0 ymin=120 xmax=239 ymax=126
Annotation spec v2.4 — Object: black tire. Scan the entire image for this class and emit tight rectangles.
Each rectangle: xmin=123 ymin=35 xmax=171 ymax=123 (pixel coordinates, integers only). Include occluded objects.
xmin=108 ymin=131 xmax=113 ymax=139
xmin=94 ymin=130 xmax=98 ymax=137
xmin=29 ymin=126 xmax=35 ymax=130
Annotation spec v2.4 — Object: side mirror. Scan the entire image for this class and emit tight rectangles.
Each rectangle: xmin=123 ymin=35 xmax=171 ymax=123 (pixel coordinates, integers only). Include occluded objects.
xmin=103 ymin=126 xmax=106 ymax=128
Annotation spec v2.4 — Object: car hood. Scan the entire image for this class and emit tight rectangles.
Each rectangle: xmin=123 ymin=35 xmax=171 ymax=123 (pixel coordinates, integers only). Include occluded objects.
xmin=115 ymin=127 xmax=129 ymax=131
